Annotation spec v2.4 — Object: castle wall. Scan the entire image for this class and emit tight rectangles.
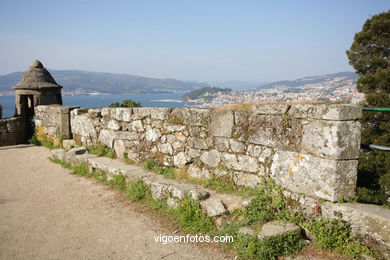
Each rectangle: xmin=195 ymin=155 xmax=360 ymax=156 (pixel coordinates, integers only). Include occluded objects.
xmin=34 ymin=105 xmax=78 ymax=143
xmin=0 ymin=117 xmax=23 ymax=146
xmin=41 ymin=103 xmax=360 ymax=203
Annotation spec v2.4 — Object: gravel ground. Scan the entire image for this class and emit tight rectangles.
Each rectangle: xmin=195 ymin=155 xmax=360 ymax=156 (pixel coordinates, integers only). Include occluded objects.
xmin=0 ymin=145 xmax=228 ymax=260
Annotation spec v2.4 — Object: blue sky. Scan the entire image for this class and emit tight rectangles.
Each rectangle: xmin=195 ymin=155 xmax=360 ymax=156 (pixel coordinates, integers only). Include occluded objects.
xmin=0 ymin=0 xmax=388 ymax=81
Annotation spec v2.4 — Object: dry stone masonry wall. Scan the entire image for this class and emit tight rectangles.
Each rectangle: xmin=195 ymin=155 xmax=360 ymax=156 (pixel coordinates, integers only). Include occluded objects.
xmin=35 ymin=105 xmax=78 ymax=142
xmin=60 ymin=103 xmax=363 ymax=203
xmin=0 ymin=117 xmax=23 ymax=146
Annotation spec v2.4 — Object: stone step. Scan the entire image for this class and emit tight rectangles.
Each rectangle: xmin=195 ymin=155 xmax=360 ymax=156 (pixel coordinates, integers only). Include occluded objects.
xmin=50 ymin=148 xmax=247 ymax=219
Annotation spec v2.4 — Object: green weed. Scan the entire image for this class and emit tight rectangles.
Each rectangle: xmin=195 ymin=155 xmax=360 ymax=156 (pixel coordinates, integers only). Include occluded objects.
xmin=303 ymin=218 xmax=373 ymax=258
xmin=126 ymin=179 xmax=148 ymax=201
xmin=172 ymin=197 xmax=214 ymax=233
xmin=144 ymin=159 xmax=175 ymax=179
xmin=88 ymin=144 xmax=116 ymax=158
xmin=109 ymin=174 xmax=127 ymax=191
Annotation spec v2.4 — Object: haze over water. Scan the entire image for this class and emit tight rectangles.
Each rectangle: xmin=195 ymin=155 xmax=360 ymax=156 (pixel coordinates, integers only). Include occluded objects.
xmin=0 ymin=93 xmax=192 ymax=118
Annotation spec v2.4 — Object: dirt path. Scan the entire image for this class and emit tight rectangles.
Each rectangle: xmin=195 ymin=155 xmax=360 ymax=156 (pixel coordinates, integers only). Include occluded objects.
xmin=0 ymin=145 xmax=228 ymax=260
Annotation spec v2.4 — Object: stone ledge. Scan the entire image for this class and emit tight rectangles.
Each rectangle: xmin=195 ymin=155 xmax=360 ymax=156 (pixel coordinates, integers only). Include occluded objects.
xmin=50 ymin=149 xmax=246 ymax=219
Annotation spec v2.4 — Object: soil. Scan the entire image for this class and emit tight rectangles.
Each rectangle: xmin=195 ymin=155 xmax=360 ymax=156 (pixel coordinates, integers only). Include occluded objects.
xmin=0 ymin=145 xmax=228 ymax=259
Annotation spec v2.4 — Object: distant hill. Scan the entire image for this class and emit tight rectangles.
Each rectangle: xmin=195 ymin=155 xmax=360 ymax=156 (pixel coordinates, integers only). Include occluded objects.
xmin=182 ymin=86 xmax=232 ymax=100
xmin=257 ymin=72 xmax=358 ymax=89
xmin=206 ymin=80 xmax=267 ymax=91
xmin=0 ymin=69 xmax=210 ymax=95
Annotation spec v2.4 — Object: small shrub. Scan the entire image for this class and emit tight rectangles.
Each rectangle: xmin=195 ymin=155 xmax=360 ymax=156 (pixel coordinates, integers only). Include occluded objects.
xmin=109 ymin=99 xmax=142 ymax=108
xmin=242 ymin=181 xmax=289 ymax=225
xmin=172 ymin=197 xmax=214 ymax=233
xmin=304 ymin=218 xmax=372 ymax=258
xmin=29 ymin=133 xmax=41 ymax=146
xmin=126 ymin=179 xmax=148 ymax=201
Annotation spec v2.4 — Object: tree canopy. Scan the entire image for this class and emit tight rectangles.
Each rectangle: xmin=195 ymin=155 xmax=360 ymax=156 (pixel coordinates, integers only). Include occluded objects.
xmin=109 ymin=99 xmax=142 ymax=108
xmin=346 ymin=10 xmax=390 ymax=206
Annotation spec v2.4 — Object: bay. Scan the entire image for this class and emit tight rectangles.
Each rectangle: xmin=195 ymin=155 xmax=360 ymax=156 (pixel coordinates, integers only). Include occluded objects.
xmin=0 ymin=93 xmax=194 ymax=118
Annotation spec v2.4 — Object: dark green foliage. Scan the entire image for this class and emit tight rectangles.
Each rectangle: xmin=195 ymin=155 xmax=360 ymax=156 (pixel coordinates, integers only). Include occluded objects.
xmin=109 ymin=99 xmax=142 ymax=108
xmin=172 ymin=197 xmax=214 ymax=233
xmin=234 ymin=232 xmax=305 ymax=260
xmin=126 ymin=179 xmax=148 ymax=201
xmin=144 ymin=159 xmax=175 ymax=179
xmin=346 ymin=10 xmax=390 ymax=205
xmin=304 ymin=218 xmax=372 ymax=258
xmin=182 ymin=86 xmax=231 ymax=100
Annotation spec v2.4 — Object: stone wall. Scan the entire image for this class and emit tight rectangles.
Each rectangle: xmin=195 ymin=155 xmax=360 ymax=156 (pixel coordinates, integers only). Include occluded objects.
xmin=0 ymin=117 xmax=23 ymax=146
xmin=35 ymin=105 xmax=78 ymax=144
xmin=66 ymin=104 xmax=362 ymax=203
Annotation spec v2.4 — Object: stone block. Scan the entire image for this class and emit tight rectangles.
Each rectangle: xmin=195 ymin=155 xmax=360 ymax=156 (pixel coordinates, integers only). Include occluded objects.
xmin=288 ymin=104 xmax=362 ymax=120
xmin=107 ymin=119 xmax=121 ymax=130
xmin=200 ymin=197 xmax=227 ymax=217
xmin=51 ymin=148 xmax=66 ymax=161
xmin=302 ymin=120 xmax=361 ymax=159
xmin=98 ymin=129 xmax=116 ymax=148
xmin=257 ymin=221 xmax=300 ymax=239
xmin=173 ymin=152 xmax=187 ymax=166
xmin=251 ymin=104 xmax=290 ymax=115
xmin=229 ymin=139 xmax=245 ymax=153
xmin=71 ymin=115 xmax=97 ymax=139
xmin=270 ymin=150 xmax=358 ymax=202
xmin=145 ymin=127 xmax=161 ymax=142
xmin=187 ymin=165 xmax=211 ymax=179
xmin=200 ymin=149 xmax=221 ymax=168
xmin=233 ymin=172 xmax=263 ymax=187
xmin=188 ymin=189 xmax=210 ymax=200
xmin=247 ymin=115 xmax=302 ymax=150
xmin=62 ymin=139 xmax=75 ymax=150
xmin=222 ymin=153 xmax=259 ymax=173
xmin=209 ymin=110 xmax=234 ymax=137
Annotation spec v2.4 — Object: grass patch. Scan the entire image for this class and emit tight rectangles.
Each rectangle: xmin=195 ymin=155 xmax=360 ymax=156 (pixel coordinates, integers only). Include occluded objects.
xmin=108 ymin=174 xmax=127 ymax=191
xmin=144 ymin=159 xmax=175 ymax=179
xmin=49 ymin=158 xmax=72 ymax=169
xmin=190 ymin=177 xmax=237 ymax=194
xmin=172 ymin=197 xmax=214 ymax=233
xmin=126 ymin=179 xmax=148 ymax=201
xmin=233 ymin=231 xmax=306 ymax=260
xmin=303 ymin=218 xmax=373 ymax=258
xmin=88 ymin=144 xmax=116 ymax=158
xmin=71 ymin=163 xmax=90 ymax=176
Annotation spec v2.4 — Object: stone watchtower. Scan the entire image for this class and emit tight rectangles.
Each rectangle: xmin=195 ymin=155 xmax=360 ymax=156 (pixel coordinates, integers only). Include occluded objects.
xmin=12 ymin=60 xmax=63 ymax=141
xmin=13 ymin=60 xmax=62 ymax=117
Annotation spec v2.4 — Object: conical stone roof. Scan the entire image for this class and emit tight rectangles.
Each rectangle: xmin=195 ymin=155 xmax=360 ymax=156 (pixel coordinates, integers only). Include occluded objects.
xmin=13 ymin=60 xmax=62 ymax=90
